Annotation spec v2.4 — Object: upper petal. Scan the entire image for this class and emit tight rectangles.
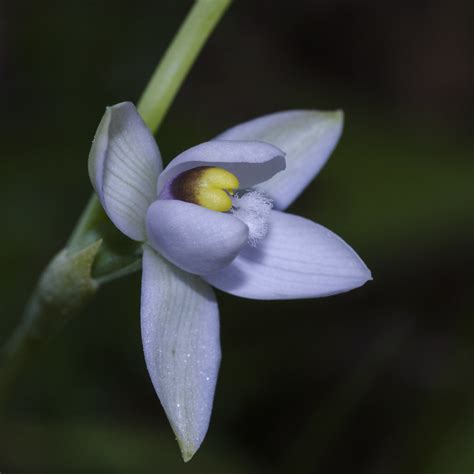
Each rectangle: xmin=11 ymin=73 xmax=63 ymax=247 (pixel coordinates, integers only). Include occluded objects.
xmin=204 ymin=210 xmax=371 ymax=299
xmin=88 ymin=102 xmax=163 ymax=240
xmin=217 ymin=110 xmax=343 ymax=210
xmin=157 ymin=140 xmax=286 ymax=195
xmin=146 ymin=199 xmax=249 ymax=275
xmin=141 ymin=245 xmax=220 ymax=461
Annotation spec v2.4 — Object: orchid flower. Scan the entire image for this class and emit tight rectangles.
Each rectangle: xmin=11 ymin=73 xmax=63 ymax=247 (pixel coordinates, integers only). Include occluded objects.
xmin=88 ymin=101 xmax=371 ymax=461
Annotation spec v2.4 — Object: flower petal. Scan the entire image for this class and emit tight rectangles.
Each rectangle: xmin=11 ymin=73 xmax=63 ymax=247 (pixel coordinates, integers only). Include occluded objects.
xmin=157 ymin=140 xmax=285 ymax=195
xmin=146 ymin=199 xmax=249 ymax=275
xmin=217 ymin=110 xmax=343 ymax=210
xmin=88 ymin=102 xmax=162 ymax=240
xmin=141 ymin=246 xmax=220 ymax=462
xmin=204 ymin=210 xmax=371 ymax=299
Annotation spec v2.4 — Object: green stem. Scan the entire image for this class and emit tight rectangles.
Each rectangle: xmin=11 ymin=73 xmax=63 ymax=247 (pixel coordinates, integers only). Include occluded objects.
xmin=68 ymin=195 xmax=104 ymax=251
xmin=137 ymin=0 xmax=231 ymax=132
xmin=0 ymin=0 xmax=232 ymax=409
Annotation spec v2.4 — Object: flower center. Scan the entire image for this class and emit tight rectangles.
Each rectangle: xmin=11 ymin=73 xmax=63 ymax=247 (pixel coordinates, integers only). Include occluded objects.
xmin=170 ymin=166 xmax=239 ymax=212
xmin=168 ymin=166 xmax=273 ymax=245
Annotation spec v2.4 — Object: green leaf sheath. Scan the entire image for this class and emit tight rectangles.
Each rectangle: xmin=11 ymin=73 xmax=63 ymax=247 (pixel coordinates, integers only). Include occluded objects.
xmin=0 ymin=241 xmax=101 ymax=406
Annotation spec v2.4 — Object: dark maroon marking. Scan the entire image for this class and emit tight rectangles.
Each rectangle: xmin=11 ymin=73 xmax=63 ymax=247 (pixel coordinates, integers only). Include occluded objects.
xmin=168 ymin=166 xmax=212 ymax=204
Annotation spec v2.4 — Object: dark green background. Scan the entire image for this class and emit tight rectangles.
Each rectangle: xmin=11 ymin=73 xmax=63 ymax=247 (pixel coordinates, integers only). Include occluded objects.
xmin=1 ymin=1 xmax=473 ymax=472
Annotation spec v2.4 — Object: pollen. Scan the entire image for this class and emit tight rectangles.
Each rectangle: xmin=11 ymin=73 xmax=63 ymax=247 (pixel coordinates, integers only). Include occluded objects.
xmin=170 ymin=166 xmax=239 ymax=212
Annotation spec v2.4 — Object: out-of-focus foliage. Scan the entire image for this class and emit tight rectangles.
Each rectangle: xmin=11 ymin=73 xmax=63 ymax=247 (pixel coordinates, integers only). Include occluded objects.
xmin=0 ymin=1 xmax=473 ymax=472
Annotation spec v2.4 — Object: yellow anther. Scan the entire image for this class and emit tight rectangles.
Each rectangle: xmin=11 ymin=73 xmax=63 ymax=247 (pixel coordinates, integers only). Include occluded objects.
xmin=170 ymin=166 xmax=240 ymax=212
xmin=195 ymin=167 xmax=239 ymax=212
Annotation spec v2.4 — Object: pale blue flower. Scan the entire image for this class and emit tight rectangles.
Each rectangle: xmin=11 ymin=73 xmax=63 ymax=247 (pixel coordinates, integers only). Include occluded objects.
xmin=88 ymin=102 xmax=371 ymax=461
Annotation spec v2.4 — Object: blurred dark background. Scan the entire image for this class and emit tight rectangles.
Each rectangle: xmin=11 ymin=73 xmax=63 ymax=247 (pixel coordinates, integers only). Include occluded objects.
xmin=1 ymin=0 xmax=473 ymax=472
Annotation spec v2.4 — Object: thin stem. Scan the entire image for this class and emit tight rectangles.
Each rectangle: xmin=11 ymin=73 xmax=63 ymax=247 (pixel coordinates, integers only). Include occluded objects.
xmin=0 ymin=0 xmax=232 ymax=409
xmin=137 ymin=0 xmax=231 ymax=132
xmin=68 ymin=194 xmax=104 ymax=251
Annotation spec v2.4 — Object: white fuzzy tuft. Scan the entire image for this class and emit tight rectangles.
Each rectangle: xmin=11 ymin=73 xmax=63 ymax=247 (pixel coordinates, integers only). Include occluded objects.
xmin=231 ymin=191 xmax=273 ymax=245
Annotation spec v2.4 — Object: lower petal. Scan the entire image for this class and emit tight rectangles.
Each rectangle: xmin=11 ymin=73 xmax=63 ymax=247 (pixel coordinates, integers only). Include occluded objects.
xmin=204 ymin=211 xmax=372 ymax=300
xmin=141 ymin=246 xmax=221 ymax=461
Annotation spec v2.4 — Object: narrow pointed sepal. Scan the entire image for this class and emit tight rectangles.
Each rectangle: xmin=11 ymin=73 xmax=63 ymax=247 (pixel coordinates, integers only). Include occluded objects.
xmin=141 ymin=245 xmax=221 ymax=461
xmin=217 ymin=110 xmax=343 ymax=210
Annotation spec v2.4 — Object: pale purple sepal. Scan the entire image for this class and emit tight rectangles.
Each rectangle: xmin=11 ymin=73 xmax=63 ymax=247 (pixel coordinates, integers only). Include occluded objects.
xmin=157 ymin=140 xmax=286 ymax=196
xmin=146 ymin=200 xmax=249 ymax=275
xmin=204 ymin=210 xmax=371 ymax=300
xmin=141 ymin=245 xmax=221 ymax=462
xmin=217 ymin=110 xmax=343 ymax=210
xmin=88 ymin=102 xmax=162 ymax=241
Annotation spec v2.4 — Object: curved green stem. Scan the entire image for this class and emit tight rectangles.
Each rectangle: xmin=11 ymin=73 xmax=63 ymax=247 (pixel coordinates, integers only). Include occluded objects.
xmin=0 ymin=0 xmax=232 ymax=408
xmin=138 ymin=0 xmax=231 ymax=132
